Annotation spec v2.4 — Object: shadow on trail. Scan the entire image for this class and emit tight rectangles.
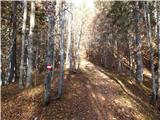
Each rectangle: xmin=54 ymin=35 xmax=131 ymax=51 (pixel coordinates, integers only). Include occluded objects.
xmin=30 ymin=70 xmax=135 ymax=120
xmin=85 ymin=60 xmax=160 ymax=120
xmin=29 ymin=73 xmax=100 ymax=120
xmin=2 ymin=62 xmax=160 ymax=120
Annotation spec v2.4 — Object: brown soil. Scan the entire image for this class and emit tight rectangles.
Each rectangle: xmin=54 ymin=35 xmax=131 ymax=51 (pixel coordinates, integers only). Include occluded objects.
xmin=1 ymin=59 xmax=160 ymax=120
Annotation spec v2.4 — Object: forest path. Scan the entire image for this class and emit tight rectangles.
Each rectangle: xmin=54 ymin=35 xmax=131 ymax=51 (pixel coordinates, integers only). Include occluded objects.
xmin=2 ymin=58 xmax=160 ymax=120
xmin=72 ymin=58 xmax=159 ymax=120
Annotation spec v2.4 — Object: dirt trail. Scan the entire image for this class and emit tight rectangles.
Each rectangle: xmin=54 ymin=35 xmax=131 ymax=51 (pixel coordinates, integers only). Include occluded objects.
xmin=2 ymin=58 xmax=160 ymax=120
xmin=70 ymin=58 xmax=160 ymax=120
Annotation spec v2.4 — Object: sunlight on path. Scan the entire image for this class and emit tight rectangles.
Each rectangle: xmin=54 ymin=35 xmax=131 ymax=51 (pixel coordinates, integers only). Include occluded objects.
xmin=78 ymin=57 xmax=158 ymax=120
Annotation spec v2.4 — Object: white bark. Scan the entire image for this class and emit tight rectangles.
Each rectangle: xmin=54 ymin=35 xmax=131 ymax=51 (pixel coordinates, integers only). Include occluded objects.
xmin=77 ymin=21 xmax=83 ymax=71
xmin=44 ymin=1 xmax=56 ymax=105
xmin=8 ymin=1 xmax=17 ymax=83
xmin=145 ymin=2 xmax=156 ymax=101
xmin=133 ymin=1 xmax=143 ymax=83
xmin=66 ymin=0 xmax=71 ymax=69
xmin=57 ymin=4 xmax=65 ymax=97
xmin=19 ymin=0 xmax=27 ymax=89
xmin=26 ymin=1 xmax=35 ymax=87
xmin=157 ymin=2 xmax=160 ymax=97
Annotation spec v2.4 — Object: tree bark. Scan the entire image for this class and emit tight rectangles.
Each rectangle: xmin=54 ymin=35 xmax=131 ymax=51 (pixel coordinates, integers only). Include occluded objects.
xmin=44 ymin=1 xmax=56 ymax=105
xmin=144 ymin=2 xmax=156 ymax=102
xmin=57 ymin=3 xmax=65 ymax=97
xmin=34 ymin=47 xmax=39 ymax=86
xmin=77 ymin=20 xmax=83 ymax=71
xmin=66 ymin=0 xmax=71 ymax=70
xmin=133 ymin=1 xmax=143 ymax=83
xmin=7 ymin=1 xmax=17 ymax=83
xmin=0 ymin=1 xmax=1 ymax=86
xmin=128 ymin=38 xmax=132 ymax=78
xmin=26 ymin=1 xmax=35 ymax=87
xmin=19 ymin=0 xmax=27 ymax=89
xmin=157 ymin=1 xmax=160 ymax=99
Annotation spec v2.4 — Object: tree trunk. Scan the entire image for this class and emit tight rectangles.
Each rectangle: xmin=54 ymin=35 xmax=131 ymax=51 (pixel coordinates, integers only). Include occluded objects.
xmin=133 ymin=1 xmax=143 ymax=83
xmin=0 ymin=0 xmax=1 ymax=86
xmin=104 ymin=39 xmax=108 ymax=68
xmin=66 ymin=0 xmax=71 ymax=70
xmin=7 ymin=1 xmax=17 ymax=83
xmin=77 ymin=21 xmax=83 ymax=72
xmin=157 ymin=1 xmax=160 ymax=99
xmin=44 ymin=1 xmax=56 ymax=105
xmin=19 ymin=0 xmax=27 ymax=89
xmin=144 ymin=2 xmax=156 ymax=102
xmin=128 ymin=38 xmax=132 ymax=78
xmin=57 ymin=3 xmax=65 ymax=98
xmin=26 ymin=1 xmax=35 ymax=87
xmin=34 ymin=47 xmax=39 ymax=86
xmin=72 ymin=34 xmax=76 ymax=71
xmin=68 ymin=34 xmax=73 ymax=79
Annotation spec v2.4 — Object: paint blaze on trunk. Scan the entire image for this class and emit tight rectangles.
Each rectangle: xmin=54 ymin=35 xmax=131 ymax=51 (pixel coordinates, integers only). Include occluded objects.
xmin=57 ymin=3 xmax=65 ymax=98
xmin=44 ymin=1 xmax=56 ymax=105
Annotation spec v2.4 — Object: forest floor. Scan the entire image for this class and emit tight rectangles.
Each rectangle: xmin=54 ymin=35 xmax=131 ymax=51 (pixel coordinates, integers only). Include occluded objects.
xmin=2 ymin=58 xmax=160 ymax=120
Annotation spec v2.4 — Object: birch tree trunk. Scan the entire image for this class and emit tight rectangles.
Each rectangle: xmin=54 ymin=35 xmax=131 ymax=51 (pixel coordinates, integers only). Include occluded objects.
xmin=104 ymin=38 xmax=108 ymax=68
xmin=72 ymin=33 xmax=76 ymax=71
xmin=144 ymin=2 xmax=156 ymax=102
xmin=34 ymin=47 xmax=39 ymax=86
xmin=157 ymin=1 xmax=160 ymax=99
xmin=51 ymin=0 xmax=59 ymax=81
xmin=57 ymin=3 xmax=65 ymax=98
xmin=68 ymin=33 xmax=73 ymax=78
xmin=44 ymin=1 xmax=56 ymax=105
xmin=145 ymin=2 xmax=157 ymax=102
xmin=77 ymin=21 xmax=83 ymax=71
xmin=128 ymin=38 xmax=132 ymax=78
xmin=0 ymin=1 xmax=1 ymax=86
xmin=66 ymin=0 xmax=71 ymax=70
xmin=133 ymin=1 xmax=143 ymax=83
xmin=26 ymin=1 xmax=35 ymax=87
xmin=7 ymin=1 xmax=17 ymax=83
xmin=19 ymin=0 xmax=27 ymax=89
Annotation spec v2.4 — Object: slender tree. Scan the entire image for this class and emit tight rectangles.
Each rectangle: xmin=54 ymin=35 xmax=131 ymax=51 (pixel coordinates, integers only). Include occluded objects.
xmin=128 ymin=37 xmax=132 ymax=78
xmin=7 ymin=1 xmax=17 ymax=83
xmin=44 ymin=1 xmax=56 ymax=105
xmin=66 ymin=0 xmax=71 ymax=70
xmin=144 ymin=2 xmax=156 ymax=102
xmin=57 ymin=2 xmax=65 ymax=98
xmin=0 ymin=1 xmax=1 ymax=86
xmin=68 ymin=31 xmax=73 ymax=77
xmin=133 ymin=1 xmax=143 ymax=83
xmin=19 ymin=0 xmax=27 ymax=89
xmin=51 ymin=2 xmax=58 ymax=82
xmin=77 ymin=20 xmax=83 ymax=71
xmin=157 ymin=1 xmax=160 ymax=99
xmin=26 ymin=1 xmax=35 ymax=87
xmin=34 ymin=46 xmax=39 ymax=86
